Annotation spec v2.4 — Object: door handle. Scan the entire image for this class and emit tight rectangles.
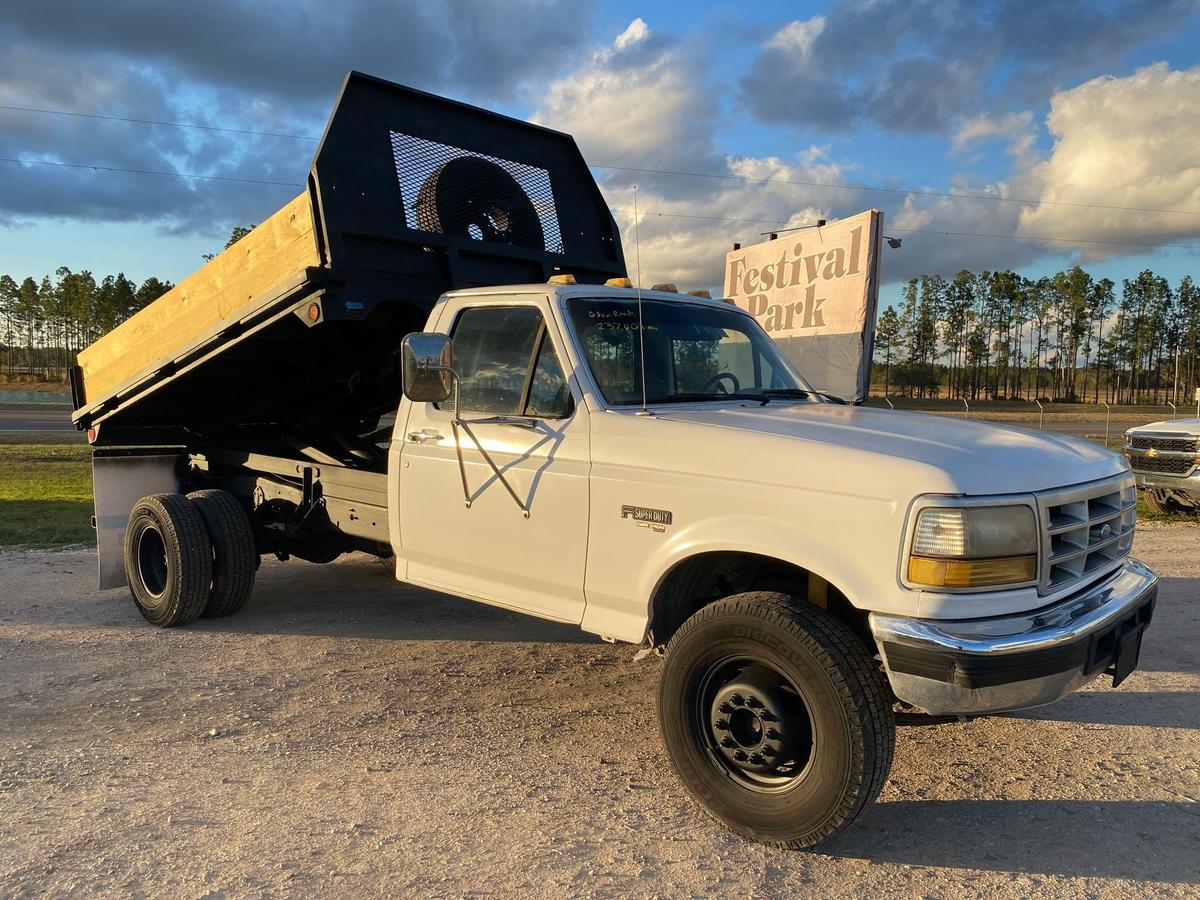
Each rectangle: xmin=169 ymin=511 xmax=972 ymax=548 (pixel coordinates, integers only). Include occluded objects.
xmin=407 ymin=429 xmax=444 ymax=444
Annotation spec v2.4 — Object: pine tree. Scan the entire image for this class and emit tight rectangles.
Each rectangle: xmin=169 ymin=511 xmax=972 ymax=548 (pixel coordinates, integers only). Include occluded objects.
xmin=874 ymin=305 xmax=903 ymax=397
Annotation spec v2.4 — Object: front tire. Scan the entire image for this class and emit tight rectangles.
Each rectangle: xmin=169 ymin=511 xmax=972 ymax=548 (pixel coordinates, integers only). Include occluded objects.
xmin=658 ymin=592 xmax=895 ymax=849
xmin=1143 ymin=488 xmax=1192 ymax=515
xmin=124 ymin=493 xmax=212 ymax=627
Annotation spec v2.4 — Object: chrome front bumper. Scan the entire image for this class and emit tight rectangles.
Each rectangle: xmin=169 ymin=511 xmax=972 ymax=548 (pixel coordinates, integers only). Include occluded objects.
xmin=1132 ymin=468 xmax=1200 ymax=493
xmin=870 ymin=559 xmax=1158 ymax=716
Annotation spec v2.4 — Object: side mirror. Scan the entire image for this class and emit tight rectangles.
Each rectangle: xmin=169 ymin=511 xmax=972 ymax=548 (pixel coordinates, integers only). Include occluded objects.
xmin=401 ymin=332 xmax=455 ymax=403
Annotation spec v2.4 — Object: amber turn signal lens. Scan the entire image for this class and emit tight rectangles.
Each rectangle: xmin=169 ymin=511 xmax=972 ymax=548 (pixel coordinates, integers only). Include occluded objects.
xmin=306 ymin=302 xmax=321 ymax=322
xmin=907 ymin=554 xmax=1036 ymax=588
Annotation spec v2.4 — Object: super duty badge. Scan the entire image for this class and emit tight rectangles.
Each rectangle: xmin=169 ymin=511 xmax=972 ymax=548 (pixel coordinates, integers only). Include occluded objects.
xmin=622 ymin=505 xmax=672 ymax=532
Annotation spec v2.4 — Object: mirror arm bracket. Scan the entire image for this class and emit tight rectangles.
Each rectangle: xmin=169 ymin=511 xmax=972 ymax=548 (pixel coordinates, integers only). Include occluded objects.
xmin=418 ymin=360 xmax=531 ymax=519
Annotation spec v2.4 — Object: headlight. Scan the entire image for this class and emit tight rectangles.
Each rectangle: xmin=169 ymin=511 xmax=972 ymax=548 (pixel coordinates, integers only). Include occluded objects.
xmin=907 ymin=505 xmax=1038 ymax=589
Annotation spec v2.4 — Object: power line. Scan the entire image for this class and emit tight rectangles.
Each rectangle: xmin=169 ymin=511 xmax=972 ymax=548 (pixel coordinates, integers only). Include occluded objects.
xmin=4 ymin=103 xmax=1200 ymax=219
xmin=0 ymin=156 xmax=303 ymax=188
xmin=612 ymin=208 xmax=1200 ymax=250
xmin=592 ymin=164 xmax=1200 ymax=218
xmin=609 ymin=207 xmax=788 ymax=227
xmin=887 ymin=225 xmax=1200 ymax=251
xmin=0 ymin=104 xmax=316 ymax=141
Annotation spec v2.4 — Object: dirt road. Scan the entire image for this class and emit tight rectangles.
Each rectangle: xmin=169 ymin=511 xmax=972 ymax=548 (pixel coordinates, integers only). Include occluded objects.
xmin=2 ymin=526 xmax=1198 ymax=897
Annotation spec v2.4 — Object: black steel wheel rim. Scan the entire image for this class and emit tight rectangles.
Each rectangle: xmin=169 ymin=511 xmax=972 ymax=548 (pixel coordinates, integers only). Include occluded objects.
xmin=694 ymin=654 xmax=816 ymax=793
xmin=135 ymin=523 xmax=169 ymax=605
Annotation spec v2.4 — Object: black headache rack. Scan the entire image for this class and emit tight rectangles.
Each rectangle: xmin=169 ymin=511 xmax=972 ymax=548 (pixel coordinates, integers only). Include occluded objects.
xmin=79 ymin=71 xmax=626 ymax=451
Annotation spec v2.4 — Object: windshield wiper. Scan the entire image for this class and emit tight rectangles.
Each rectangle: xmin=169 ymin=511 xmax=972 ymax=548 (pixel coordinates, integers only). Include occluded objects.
xmin=760 ymin=389 xmax=812 ymax=400
xmin=644 ymin=391 xmax=772 ymax=406
xmin=762 ymin=388 xmax=846 ymax=405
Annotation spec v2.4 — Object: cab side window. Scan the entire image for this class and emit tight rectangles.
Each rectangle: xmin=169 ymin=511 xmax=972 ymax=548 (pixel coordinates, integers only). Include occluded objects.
xmin=447 ymin=306 xmax=574 ymax=418
xmin=525 ymin=336 xmax=572 ymax=418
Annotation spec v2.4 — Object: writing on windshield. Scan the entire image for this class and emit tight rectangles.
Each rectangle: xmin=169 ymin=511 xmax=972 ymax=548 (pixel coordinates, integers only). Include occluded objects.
xmin=565 ymin=297 xmax=814 ymax=405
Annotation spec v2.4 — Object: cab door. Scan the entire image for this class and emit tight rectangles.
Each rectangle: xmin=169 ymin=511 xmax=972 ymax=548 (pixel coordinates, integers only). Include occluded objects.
xmin=397 ymin=297 xmax=589 ymax=622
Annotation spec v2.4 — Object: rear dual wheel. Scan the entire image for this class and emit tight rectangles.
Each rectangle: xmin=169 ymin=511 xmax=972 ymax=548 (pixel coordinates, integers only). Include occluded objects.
xmin=124 ymin=490 xmax=256 ymax=627
xmin=658 ymin=592 xmax=895 ymax=849
xmin=187 ymin=489 xmax=257 ymax=618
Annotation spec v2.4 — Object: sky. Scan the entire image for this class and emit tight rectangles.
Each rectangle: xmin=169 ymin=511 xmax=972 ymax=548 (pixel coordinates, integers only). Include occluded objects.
xmin=2 ymin=0 xmax=1200 ymax=317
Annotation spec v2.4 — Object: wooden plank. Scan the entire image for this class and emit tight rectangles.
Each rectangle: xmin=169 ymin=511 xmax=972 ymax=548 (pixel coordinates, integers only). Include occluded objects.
xmin=77 ymin=192 xmax=321 ymax=405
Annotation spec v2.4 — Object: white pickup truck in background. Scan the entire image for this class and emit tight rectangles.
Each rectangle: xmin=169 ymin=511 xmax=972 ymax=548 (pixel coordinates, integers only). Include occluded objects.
xmin=1125 ymin=418 xmax=1200 ymax=513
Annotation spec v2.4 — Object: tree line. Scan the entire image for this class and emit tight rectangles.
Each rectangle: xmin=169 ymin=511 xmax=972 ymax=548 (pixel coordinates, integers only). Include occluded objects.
xmin=0 ymin=229 xmax=253 ymax=383
xmin=873 ymin=266 xmax=1200 ymax=405
xmin=0 ymin=270 xmax=174 ymax=381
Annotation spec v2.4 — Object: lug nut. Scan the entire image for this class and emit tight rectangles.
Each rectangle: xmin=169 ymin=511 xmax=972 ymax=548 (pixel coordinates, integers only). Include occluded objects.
xmin=714 ymin=718 xmax=729 ymax=730
xmin=746 ymin=696 xmax=763 ymax=709
xmin=731 ymin=694 xmax=744 ymax=706
xmin=766 ymin=728 xmax=781 ymax=740
xmin=734 ymin=750 xmax=748 ymax=761
xmin=750 ymin=753 xmax=764 ymax=765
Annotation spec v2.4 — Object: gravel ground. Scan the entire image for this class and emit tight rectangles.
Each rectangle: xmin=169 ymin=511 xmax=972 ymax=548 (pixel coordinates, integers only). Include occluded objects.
xmin=1 ymin=525 xmax=1198 ymax=897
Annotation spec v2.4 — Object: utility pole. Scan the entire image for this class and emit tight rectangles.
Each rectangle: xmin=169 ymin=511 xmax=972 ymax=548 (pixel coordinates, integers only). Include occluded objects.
xmin=1173 ymin=343 xmax=1181 ymax=406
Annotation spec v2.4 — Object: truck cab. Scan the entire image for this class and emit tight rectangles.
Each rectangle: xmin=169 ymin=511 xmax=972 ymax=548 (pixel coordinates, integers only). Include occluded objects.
xmin=384 ymin=280 xmax=1157 ymax=845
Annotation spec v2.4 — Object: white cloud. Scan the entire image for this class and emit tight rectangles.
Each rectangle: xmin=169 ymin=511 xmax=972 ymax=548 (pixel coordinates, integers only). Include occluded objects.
xmin=532 ymin=18 xmax=718 ymax=177
xmin=1017 ymin=63 xmax=1200 ymax=259
xmin=614 ymin=17 xmax=649 ymax=50
xmin=609 ymin=152 xmax=859 ymax=289
xmin=767 ymin=16 xmax=825 ymax=56
xmin=951 ymin=111 xmax=1034 ymax=158
xmin=532 ymin=18 xmax=1048 ymax=290
xmin=534 ymin=26 xmax=1200 ymax=293
xmin=533 ymin=19 xmax=869 ymax=289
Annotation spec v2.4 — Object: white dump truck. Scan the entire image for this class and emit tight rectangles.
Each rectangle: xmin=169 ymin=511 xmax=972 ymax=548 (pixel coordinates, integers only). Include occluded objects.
xmin=71 ymin=72 xmax=1158 ymax=848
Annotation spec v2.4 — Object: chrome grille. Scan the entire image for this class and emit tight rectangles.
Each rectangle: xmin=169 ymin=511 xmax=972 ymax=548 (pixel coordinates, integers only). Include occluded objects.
xmin=1130 ymin=455 xmax=1195 ymax=475
xmin=1128 ymin=434 xmax=1197 ymax=453
xmin=1037 ymin=475 xmax=1136 ymax=595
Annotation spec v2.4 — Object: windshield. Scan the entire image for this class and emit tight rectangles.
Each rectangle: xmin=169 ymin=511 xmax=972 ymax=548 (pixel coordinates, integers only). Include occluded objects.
xmin=565 ymin=297 xmax=816 ymax=405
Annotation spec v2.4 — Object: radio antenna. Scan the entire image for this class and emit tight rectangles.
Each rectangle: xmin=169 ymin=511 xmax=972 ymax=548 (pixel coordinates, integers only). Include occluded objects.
xmin=633 ymin=185 xmax=651 ymax=415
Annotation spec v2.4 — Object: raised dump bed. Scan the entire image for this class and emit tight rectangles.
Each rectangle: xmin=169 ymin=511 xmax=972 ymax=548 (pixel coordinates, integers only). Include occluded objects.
xmin=71 ymin=71 xmax=626 ymax=454
xmin=75 ymin=193 xmax=320 ymax=411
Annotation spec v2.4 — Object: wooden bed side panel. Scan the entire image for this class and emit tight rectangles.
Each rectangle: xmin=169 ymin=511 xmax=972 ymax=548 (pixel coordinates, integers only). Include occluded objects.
xmin=76 ymin=192 xmax=321 ymax=405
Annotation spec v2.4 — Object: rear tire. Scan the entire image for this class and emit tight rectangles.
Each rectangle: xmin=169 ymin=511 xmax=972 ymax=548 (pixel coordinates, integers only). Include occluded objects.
xmin=124 ymin=493 xmax=212 ymax=627
xmin=187 ymin=489 xmax=257 ymax=618
xmin=658 ymin=591 xmax=895 ymax=849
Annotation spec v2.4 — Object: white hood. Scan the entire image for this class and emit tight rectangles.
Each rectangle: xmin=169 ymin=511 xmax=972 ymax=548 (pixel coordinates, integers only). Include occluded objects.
xmin=1127 ymin=417 xmax=1200 ymax=435
xmin=652 ymin=403 xmax=1129 ymax=496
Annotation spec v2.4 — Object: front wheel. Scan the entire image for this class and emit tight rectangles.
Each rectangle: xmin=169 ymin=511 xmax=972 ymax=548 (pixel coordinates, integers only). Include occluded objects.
xmin=1143 ymin=488 xmax=1193 ymax=515
xmin=658 ymin=592 xmax=895 ymax=849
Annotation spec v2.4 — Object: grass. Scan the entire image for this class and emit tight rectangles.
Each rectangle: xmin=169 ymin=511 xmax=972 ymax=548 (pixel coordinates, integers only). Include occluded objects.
xmin=0 ymin=439 xmax=94 ymax=547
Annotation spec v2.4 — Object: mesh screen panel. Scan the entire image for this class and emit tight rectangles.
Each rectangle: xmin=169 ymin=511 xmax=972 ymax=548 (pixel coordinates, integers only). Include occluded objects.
xmin=390 ymin=131 xmax=564 ymax=254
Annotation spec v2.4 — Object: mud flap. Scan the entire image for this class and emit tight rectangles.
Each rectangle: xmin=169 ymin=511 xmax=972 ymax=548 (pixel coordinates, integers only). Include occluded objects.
xmin=92 ymin=454 xmax=181 ymax=590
